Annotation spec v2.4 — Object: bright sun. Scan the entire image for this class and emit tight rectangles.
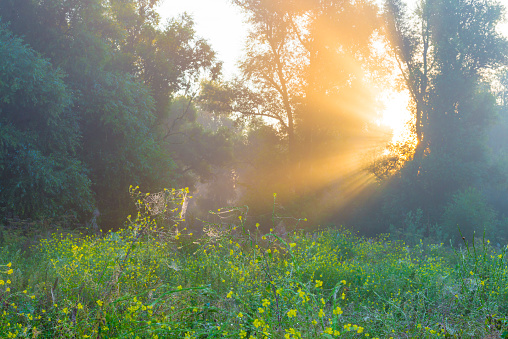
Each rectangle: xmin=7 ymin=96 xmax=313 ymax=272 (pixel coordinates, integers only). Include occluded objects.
xmin=379 ymin=88 xmax=416 ymax=145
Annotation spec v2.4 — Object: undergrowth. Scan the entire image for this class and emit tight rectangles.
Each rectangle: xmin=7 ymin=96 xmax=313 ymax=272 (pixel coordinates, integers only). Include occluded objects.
xmin=1 ymin=188 xmax=508 ymax=338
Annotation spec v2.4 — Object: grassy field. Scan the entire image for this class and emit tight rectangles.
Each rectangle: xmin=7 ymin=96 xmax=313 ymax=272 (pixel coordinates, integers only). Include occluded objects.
xmin=2 ymin=195 xmax=508 ymax=338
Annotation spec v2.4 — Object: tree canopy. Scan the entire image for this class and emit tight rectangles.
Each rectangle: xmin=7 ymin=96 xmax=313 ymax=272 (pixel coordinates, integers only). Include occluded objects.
xmin=0 ymin=0 xmax=227 ymax=225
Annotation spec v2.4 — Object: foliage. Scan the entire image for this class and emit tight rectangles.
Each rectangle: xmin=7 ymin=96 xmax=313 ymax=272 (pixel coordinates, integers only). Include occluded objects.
xmin=0 ymin=0 xmax=226 ymax=225
xmin=2 ymin=193 xmax=508 ymax=337
xmin=389 ymin=208 xmax=451 ymax=248
xmin=0 ymin=23 xmax=93 ymax=218
xmin=441 ymin=187 xmax=497 ymax=244
xmin=160 ymin=97 xmax=234 ymax=185
xmin=77 ymin=69 xmax=176 ymax=226
xmin=2 ymin=0 xmax=508 ymax=285
xmin=356 ymin=0 xmax=508 ymax=235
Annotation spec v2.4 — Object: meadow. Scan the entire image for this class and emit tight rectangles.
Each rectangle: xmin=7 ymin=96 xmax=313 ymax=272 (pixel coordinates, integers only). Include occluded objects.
xmin=1 ymin=189 xmax=508 ymax=338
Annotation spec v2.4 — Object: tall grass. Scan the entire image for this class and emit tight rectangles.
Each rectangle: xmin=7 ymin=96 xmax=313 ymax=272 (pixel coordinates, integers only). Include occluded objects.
xmin=1 ymin=190 xmax=508 ymax=338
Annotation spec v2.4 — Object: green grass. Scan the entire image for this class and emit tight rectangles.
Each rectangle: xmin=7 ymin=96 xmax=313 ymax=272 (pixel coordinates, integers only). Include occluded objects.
xmin=2 ymin=199 xmax=508 ymax=338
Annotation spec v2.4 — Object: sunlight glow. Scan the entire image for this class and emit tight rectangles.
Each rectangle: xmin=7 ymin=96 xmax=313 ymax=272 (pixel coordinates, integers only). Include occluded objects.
xmin=380 ymin=91 xmax=409 ymax=139
xmin=158 ymin=0 xmax=422 ymax=221
xmin=379 ymin=89 xmax=415 ymax=144
xmin=376 ymin=88 xmax=418 ymax=170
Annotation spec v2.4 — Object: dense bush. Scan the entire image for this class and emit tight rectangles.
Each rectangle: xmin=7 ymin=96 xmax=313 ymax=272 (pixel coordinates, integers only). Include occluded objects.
xmin=441 ymin=187 xmax=498 ymax=243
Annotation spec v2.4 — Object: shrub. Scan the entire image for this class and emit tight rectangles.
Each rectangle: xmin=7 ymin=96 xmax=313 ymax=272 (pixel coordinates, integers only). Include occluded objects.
xmin=441 ymin=187 xmax=497 ymax=243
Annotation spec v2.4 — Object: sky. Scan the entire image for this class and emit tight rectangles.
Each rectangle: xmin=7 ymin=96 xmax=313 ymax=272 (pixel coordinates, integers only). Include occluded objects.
xmin=157 ymin=0 xmax=249 ymax=79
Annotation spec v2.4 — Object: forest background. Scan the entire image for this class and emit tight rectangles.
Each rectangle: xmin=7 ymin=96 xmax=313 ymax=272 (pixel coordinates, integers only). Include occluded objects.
xmin=1 ymin=0 xmax=508 ymax=245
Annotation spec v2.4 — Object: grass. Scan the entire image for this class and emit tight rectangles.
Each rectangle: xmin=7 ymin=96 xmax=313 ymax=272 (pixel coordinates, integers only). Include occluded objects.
xmin=1 ymin=191 xmax=508 ymax=338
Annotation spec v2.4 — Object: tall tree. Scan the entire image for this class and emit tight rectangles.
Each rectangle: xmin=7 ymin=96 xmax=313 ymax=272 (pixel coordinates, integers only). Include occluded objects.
xmin=232 ymin=0 xmax=304 ymax=167
xmin=0 ymin=23 xmax=93 ymax=218
xmin=380 ymin=0 xmax=508 ymax=236
xmin=385 ymin=0 xmax=506 ymax=160
xmin=384 ymin=0 xmax=431 ymax=160
xmin=0 ymin=0 xmax=224 ymax=225
xmin=200 ymin=0 xmax=384 ymax=221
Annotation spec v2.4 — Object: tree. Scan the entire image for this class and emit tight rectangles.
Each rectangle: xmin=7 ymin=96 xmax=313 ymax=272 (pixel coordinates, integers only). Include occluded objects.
xmin=385 ymin=0 xmax=506 ymax=159
xmin=0 ymin=23 xmax=93 ymax=218
xmin=197 ymin=0 xmax=386 ymax=223
xmin=161 ymin=97 xmax=234 ymax=187
xmin=378 ymin=0 xmax=508 ymax=236
xmin=232 ymin=0 xmax=304 ymax=169
xmin=0 ymin=0 xmax=228 ymax=225
xmin=202 ymin=0 xmax=383 ymax=220
xmin=384 ymin=0 xmax=431 ymax=160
